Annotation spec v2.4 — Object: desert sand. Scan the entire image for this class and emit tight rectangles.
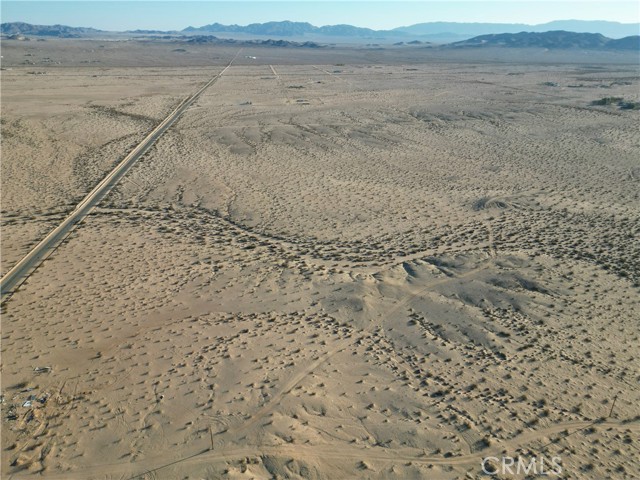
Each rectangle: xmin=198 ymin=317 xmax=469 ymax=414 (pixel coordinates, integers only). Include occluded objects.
xmin=1 ymin=39 xmax=639 ymax=479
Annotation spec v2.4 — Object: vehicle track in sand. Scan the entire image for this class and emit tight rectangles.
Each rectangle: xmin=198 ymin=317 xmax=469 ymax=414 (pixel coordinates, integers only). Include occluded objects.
xmin=0 ymin=50 xmax=243 ymax=303
xmin=134 ymin=418 xmax=640 ymax=475
xmin=217 ymin=256 xmax=497 ymax=442
xmin=10 ymin=419 xmax=637 ymax=479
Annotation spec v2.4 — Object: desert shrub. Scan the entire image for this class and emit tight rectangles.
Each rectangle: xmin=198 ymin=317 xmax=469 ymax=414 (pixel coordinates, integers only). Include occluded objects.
xmin=590 ymin=97 xmax=640 ymax=110
xmin=591 ymin=97 xmax=623 ymax=106
xmin=619 ymin=101 xmax=640 ymax=110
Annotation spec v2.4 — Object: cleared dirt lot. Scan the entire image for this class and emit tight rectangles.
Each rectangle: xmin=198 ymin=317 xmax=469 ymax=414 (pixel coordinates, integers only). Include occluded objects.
xmin=1 ymin=39 xmax=639 ymax=479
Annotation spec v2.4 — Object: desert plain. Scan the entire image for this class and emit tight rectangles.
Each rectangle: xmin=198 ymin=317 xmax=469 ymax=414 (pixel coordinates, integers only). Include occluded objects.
xmin=1 ymin=39 xmax=639 ymax=479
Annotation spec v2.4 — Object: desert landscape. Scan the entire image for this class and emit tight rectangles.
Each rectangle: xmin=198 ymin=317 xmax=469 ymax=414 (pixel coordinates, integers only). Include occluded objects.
xmin=1 ymin=36 xmax=639 ymax=479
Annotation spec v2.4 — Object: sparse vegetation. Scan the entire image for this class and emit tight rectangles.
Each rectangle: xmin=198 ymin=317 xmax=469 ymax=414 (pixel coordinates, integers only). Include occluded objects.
xmin=619 ymin=100 xmax=640 ymax=110
xmin=591 ymin=97 xmax=624 ymax=105
xmin=591 ymin=97 xmax=640 ymax=109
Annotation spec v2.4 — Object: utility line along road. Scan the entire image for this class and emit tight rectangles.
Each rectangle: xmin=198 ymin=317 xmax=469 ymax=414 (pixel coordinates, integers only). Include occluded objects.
xmin=0 ymin=51 xmax=241 ymax=303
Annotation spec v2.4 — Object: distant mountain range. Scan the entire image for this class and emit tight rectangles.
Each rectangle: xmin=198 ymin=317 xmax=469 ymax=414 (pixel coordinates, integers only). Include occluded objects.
xmin=2 ymin=20 xmax=639 ymax=49
xmin=3 ymin=19 xmax=639 ymax=39
xmin=393 ymin=20 xmax=640 ymax=39
xmin=184 ymin=20 xmax=639 ymax=40
xmin=183 ymin=21 xmax=380 ymax=37
xmin=0 ymin=21 xmax=100 ymax=37
xmin=451 ymin=31 xmax=640 ymax=50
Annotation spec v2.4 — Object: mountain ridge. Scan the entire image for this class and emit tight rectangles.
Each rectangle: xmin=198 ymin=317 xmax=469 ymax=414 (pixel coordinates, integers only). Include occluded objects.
xmin=451 ymin=30 xmax=640 ymax=50
xmin=393 ymin=20 xmax=639 ymax=38
xmin=2 ymin=19 xmax=638 ymax=41
xmin=0 ymin=21 xmax=101 ymax=37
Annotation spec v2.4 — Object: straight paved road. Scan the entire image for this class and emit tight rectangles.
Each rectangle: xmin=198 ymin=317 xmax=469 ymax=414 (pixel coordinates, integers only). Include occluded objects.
xmin=0 ymin=50 xmax=242 ymax=303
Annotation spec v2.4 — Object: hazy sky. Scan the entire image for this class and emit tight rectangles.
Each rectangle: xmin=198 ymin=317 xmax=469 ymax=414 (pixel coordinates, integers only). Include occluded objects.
xmin=2 ymin=1 xmax=638 ymax=31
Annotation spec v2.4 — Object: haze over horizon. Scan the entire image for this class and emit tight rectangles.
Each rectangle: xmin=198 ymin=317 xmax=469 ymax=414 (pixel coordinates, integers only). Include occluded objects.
xmin=2 ymin=1 xmax=638 ymax=32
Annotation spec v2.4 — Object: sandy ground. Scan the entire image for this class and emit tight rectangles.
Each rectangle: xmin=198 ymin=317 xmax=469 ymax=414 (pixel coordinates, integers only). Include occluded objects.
xmin=1 ymin=42 xmax=639 ymax=479
xmin=0 ymin=66 xmax=221 ymax=275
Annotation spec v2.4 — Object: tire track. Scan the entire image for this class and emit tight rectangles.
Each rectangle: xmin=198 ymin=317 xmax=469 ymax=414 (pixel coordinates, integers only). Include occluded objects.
xmin=219 ymin=256 xmax=495 ymax=442
xmin=10 ymin=420 xmax=637 ymax=479
xmin=312 ymin=65 xmax=353 ymax=87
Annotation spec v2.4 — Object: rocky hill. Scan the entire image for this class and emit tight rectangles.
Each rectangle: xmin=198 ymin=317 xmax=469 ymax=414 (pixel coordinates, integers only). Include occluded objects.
xmin=0 ymin=21 xmax=101 ymax=37
xmin=183 ymin=21 xmax=378 ymax=38
xmin=451 ymin=31 xmax=640 ymax=50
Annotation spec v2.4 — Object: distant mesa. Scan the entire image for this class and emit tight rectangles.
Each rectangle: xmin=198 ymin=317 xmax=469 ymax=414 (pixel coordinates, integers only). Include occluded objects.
xmin=450 ymin=31 xmax=640 ymax=50
xmin=127 ymin=29 xmax=177 ymax=35
xmin=185 ymin=35 xmax=323 ymax=48
xmin=185 ymin=35 xmax=218 ymax=44
xmin=259 ymin=39 xmax=322 ymax=48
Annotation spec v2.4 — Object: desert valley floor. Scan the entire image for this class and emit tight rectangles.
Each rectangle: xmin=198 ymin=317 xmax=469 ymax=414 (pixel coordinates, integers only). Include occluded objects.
xmin=1 ymin=41 xmax=639 ymax=479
